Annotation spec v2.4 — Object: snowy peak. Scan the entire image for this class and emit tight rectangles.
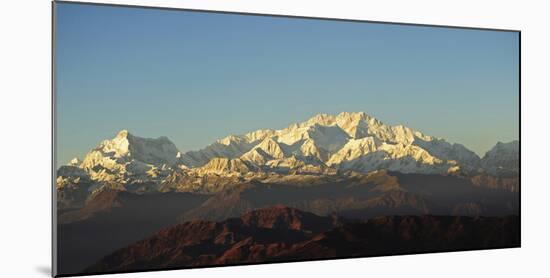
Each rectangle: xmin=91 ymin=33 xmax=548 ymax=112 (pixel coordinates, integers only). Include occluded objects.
xmin=293 ymin=112 xmax=371 ymax=139
xmin=176 ymin=112 xmax=493 ymax=175
xmin=299 ymin=138 xmax=326 ymax=161
xmin=89 ymin=130 xmax=180 ymax=166
xmin=481 ymin=140 xmax=519 ymax=176
xmin=244 ymin=129 xmax=277 ymax=143
xmin=79 ymin=130 xmax=181 ymax=182
xmin=294 ymin=112 xmax=429 ymax=144
xmin=61 ymin=113 xmax=518 ymax=185
xmin=335 ymin=112 xmax=371 ymax=138
xmin=254 ymin=137 xmax=286 ymax=159
xmin=487 ymin=141 xmax=519 ymax=154
xmin=300 ymin=112 xmax=369 ymax=128
xmin=97 ymin=129 xmax=132 ymax=158
xmin=337 ymin=111 xmax=369 ymax=121
xmin=216 ymin=135 xmax=248 ymax=146
xmin=300 ymin=113 xmax=338 ymax=127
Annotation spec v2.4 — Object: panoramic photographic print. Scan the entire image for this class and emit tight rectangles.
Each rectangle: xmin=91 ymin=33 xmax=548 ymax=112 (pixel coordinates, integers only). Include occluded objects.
xmin=53 ymin=2 xmax=520 ymax=277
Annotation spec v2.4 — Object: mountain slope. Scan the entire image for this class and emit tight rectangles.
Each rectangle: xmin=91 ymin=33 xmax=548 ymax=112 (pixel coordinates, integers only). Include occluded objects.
xmin=180 ymin=171 xmax=518 ymax=222
xmin=83 ymin=208 xmax=519 ymax=274
xmin=79 ymin=130 xmax=181 ymax=182
xmin=57 ymin=130 xmax=187 ymax=208
xmin=177 ymin=112 xmax=489 ymax=175
xmin=56 ymin=189 xmax=208 ymax=274
xmin=56 ymin=113 xmax=519 ymax=207
xmin=481 ymin=140 xmax=519 ymax=176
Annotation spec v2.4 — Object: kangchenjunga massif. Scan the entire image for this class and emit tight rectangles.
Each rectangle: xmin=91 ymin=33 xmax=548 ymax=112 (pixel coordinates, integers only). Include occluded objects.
xmin=55 ymin=112 xmax=519 ymax=275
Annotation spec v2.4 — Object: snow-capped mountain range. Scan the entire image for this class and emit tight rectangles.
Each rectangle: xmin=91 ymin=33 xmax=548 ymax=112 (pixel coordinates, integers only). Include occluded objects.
xmin=178 ymin=112 xmax=486 ymax=173
xmin=57 ymin=112 xmax=519 ymax=199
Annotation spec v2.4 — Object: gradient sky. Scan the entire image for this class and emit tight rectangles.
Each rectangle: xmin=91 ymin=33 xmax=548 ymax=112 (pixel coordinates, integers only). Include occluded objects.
xmin=55 ymin=2 xmax=519 ymax=164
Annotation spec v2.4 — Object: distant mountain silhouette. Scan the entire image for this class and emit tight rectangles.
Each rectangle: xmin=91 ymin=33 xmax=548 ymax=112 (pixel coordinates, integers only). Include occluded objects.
xmin=181 ymin=171 xmax=518 ymax=222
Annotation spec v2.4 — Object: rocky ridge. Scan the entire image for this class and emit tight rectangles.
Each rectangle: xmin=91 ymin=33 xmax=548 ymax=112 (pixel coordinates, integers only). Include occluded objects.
xmin=56 ymin=112 xmax=519 ymax=207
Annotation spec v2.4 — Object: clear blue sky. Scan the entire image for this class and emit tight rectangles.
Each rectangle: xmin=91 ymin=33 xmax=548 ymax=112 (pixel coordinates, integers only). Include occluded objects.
xmin=55 ymin=2 xmax=519 ymax=164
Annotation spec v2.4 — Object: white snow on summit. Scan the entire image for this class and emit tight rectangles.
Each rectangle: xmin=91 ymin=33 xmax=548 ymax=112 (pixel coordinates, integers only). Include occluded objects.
xmin=79 ymin=130 xmax=181 ymax=182
xmin=59 ymin=112 xmax=519 ymax=187
xmin=178 ymin=112 xmax=486 ymax=175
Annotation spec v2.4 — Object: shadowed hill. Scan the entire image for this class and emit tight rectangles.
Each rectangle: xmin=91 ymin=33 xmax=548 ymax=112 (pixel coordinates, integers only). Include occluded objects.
xmin=84 ymin=207 xmax=519 ymax=274
xmin=56 ymin=189 xmax=209 ymax=275
xmin=181 ymin=171 xmax=518 ymax=222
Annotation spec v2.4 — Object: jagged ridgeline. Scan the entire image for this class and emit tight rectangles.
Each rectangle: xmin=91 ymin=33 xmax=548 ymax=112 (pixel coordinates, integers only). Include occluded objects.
xmin=55 ymin=112 xmax=519 ymax=275
xmin=57 ymin=112 xmax=518 ymax=205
